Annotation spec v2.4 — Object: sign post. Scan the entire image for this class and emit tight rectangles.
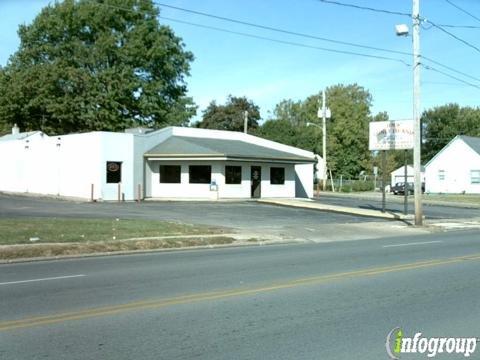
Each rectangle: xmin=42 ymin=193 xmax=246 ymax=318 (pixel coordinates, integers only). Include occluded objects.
xmin=369 ymin=120 xmax=414 ymax=215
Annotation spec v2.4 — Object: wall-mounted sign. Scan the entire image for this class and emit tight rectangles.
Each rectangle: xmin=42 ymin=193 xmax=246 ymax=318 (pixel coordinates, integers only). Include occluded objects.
xmin=369 ymin=120 xmax=414 ymax=151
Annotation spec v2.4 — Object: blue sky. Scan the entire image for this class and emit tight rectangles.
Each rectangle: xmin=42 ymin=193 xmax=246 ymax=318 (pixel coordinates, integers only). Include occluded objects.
xmin=1 ymin=0 xmax=479 ymax=123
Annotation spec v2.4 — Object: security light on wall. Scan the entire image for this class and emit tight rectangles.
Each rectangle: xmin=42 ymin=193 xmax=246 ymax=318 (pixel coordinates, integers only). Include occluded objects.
xmin=395 ymin=24 xmax=409 ymax=36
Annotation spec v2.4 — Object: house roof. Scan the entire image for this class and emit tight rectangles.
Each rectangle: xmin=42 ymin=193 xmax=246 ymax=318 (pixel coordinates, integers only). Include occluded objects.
xmin=459 ymin=135 xmax=480 ymax=156
xmin=425 ymin=135 xmax=480 ymax=167
xmin=0 ymin=131 xmax=42 ymax=142
xmin=144 ymin=136 xmax=315 ymax=163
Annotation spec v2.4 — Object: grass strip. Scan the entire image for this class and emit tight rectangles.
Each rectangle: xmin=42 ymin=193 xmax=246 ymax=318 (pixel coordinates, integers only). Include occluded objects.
xmin=0 ymin=217 xmax=225 ymax=245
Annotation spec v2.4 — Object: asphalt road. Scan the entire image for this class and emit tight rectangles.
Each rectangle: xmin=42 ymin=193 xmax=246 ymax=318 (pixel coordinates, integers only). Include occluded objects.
xmin=1 ymin=230 xmax=480 ymax=359
xmin=315 ymin=193 xmax=480 ymax=219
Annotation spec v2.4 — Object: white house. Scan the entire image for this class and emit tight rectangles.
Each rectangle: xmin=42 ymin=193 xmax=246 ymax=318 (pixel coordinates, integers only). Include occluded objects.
xmin=390 ymin=165 xmax=425 ymax=185
xmin=0 ymin=125 xmax=316 ymax=201
xmin=424 ymin=135 xmax=480 ymax=194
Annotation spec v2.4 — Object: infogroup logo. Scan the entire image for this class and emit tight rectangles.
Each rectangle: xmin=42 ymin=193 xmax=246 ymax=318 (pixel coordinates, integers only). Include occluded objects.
xmin=386 ymin=327 xmax=478 ymax=359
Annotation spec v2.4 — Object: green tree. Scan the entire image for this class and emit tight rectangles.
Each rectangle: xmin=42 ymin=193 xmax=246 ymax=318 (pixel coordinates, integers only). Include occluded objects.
xmin=196 ymin=95 xmax=260 ymax=132
xmin=273 ymin=99 xmax=307 ymax=126
xmin=325 ymin=84 xmax=373 ymax=177
xmin=0 ymin=0 xmax=195 ymax=135
xmin=422 ymin=103 xmax=480 ymax=162
xmin=254 ymin=119 xmax=321 ymax=154
xmin=260 ymin=84 xmax=374 ymax=178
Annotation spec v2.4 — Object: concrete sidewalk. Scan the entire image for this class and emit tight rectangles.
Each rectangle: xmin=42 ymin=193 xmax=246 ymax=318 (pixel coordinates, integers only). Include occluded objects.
xmin=314 ymin=191 xmax=480 ymax=209
xmin=258 ymin=198 xmax=412 ymax=221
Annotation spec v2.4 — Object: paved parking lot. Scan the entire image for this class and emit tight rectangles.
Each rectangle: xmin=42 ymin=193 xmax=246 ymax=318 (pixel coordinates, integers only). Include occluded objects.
xmin=314 ymin=193 xmax=480 ymax=219
xmin=0 ymin=194 xmax=427 ymax=242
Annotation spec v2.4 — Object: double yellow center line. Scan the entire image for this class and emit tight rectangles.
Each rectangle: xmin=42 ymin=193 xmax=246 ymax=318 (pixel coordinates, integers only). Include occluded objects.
xmin=2 ymin=252 xmax=480 ymax=332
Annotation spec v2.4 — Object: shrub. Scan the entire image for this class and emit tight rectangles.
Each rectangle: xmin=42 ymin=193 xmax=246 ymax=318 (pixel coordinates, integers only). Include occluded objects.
xmin=351 ymin=181 xmax=375 ymax=192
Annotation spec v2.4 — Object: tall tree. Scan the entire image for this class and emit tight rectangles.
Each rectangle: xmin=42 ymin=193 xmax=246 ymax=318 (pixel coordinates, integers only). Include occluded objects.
xmin=254 ymin=119 xmax=321 ymax=154
xmin=0 ymin=0 xmax=196 ymax=135
xmin=422 ymin=103 xmax=480 ymax=162
xmin=324 ymin=84 xmax=372 ymax=177
xmin=196 ymin=95 xmax=260 ymax=132
xmin=258 ymin=84 xmax=374 ymax=178
xmin=273 ymin=99 xmax=306 ymax=127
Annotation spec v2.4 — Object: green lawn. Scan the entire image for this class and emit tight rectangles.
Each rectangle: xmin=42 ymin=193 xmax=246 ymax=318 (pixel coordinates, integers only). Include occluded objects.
xmin=0 ymin=217 xmax=224 ymax=245
xmin=423 ymin=194 xmax=480 ymax=204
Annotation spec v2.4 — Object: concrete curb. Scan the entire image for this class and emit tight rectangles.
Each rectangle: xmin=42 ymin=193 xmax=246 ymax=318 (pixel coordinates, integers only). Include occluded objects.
xmin=315 ymin=191 xmax=480 ymax=209
xmin=258 ymin=199 xmax=412 ymax=221
xmin=0 ymin=237 xmax=298 ymax=265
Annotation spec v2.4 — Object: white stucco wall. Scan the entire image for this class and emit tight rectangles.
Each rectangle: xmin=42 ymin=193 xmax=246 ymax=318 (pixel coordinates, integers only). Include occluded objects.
xmin=148 ymin=161 xmax=296 ymax=199
xmin=425 ymin=138 xmax=480 ymax=193
xmin=295 ymin=163 xmax=314 ymax=198
xmin=0 ymin=132 xmax=135 ymax=200
xmin=1 ymin=126 xmax=315 ymax=200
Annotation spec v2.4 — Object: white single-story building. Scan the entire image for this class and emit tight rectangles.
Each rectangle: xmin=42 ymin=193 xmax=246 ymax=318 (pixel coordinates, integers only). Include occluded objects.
xmin=390 ymin=165 xmax=425 ymax=185
xmin=0 ymin=125 xmax=317 ymax=200
xmin=424 ymin=135 xmax=480 ymax=194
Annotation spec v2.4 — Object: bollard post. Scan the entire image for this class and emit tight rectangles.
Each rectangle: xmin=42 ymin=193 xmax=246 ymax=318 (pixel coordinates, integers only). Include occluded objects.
xmin=91 ymin=183 xmax=94 ymax=202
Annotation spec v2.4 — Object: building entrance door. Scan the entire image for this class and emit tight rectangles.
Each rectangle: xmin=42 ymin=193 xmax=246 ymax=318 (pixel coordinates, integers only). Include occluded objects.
xmin=251 ymin=166 xmax=261 ymax=198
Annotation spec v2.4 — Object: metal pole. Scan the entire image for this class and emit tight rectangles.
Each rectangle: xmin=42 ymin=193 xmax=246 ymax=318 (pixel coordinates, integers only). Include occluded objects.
xmin=404 ymin=150 xmax=408 ymax=215
xmin=322 ymin=90 xmax=327 ymax=191
xmin=382 ymin=150 xmax=386 ymax=213
xmin=413 ymin=0 xmax=423 ymax=225
xmin=244 ymin=111 xmax=248 ymax=134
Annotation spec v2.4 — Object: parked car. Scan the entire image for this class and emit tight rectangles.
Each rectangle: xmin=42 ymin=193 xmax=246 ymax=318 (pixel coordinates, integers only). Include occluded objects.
xmin=391 ymin=182 xmax=425 ymax=195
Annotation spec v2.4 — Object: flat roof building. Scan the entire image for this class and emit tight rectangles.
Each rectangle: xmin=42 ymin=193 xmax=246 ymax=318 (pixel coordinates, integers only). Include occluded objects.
xmin=0 ymin=126 xmax=317 ymax=201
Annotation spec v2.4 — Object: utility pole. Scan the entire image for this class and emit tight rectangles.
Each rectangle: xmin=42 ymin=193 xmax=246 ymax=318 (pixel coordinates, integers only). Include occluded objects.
xmin=413 ymin=0 xmax=423 ymax=225
xmin=243 ymin=111 xmax=248 ymax=134
xmin=322 ymin=90 xmax=327 ymax=191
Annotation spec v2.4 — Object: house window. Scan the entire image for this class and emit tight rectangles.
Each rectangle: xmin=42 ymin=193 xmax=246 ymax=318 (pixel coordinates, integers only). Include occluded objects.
xmin=160 ymin=165 xmax=181 ymax=183
xmin=106 ymin=161 xmax=122 ymax=183
xmin=225 ymin=166 xmax=242 ymax=184
xmin=189 ymin=165 xmax=211 ymax=184
xmin=438 ymin=170 xmax=445 ymax=181
xmin=270 ymin=167 xmax=285 ymax=185
xmin=471 ymin=170 xmax=480 ymax=184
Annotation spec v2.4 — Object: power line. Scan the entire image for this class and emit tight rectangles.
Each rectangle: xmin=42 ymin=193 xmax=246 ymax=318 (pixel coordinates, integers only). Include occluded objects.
xmin=435 ymin=23 xmax=480 ymax=29
xmin=155 ymin=2 xmax=480 ymax=84
xmin=155 ymin=2 xmax=411 ymax=57
xmin=445 ymin=0 xmax=480 ymax=24
xmin=425 ymin=20 xmax=480 ymax=54
xmin=421 ymin=55 xmax=480 ymax=83
xmin=95 ymin=2 xmax=480 ymax=87
xmin=422 ymin=81 xmax=476 ymax=87
xmin=316 ymin=0 xmax=480 ymax=29
xmin=159 ymin=16 xmax=412 ymax=66
xmin=315 ymin=0 xmax=411 ymax=17
xmin=422 ymin=64 xmax=480 ymax=90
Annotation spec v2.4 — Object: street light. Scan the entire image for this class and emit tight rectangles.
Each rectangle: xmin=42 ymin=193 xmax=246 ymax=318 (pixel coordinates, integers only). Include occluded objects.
xmin=306 ymin=122 xmax=323 ymax=194
xmin=307 ymin=90 xmax=331 ymax=191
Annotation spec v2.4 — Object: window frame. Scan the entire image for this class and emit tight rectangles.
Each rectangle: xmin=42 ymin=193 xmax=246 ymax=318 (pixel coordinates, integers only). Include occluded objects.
xmin=225 ymin=165 xmax=242 ymax=185
xmin=270 ymin=167 xmax=285 ymax=185
xmin=106 ymin=161 xmax=122 ymax=184
xmin=159 ymin=165 xmax=181 ymax=184
xmin=438 ymin=169 xmax=445 ymax=181
xmin=189 ymin=165 xmax=212 ymax=184
xmin=471 ymin=170 xmax=480 ymax=184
